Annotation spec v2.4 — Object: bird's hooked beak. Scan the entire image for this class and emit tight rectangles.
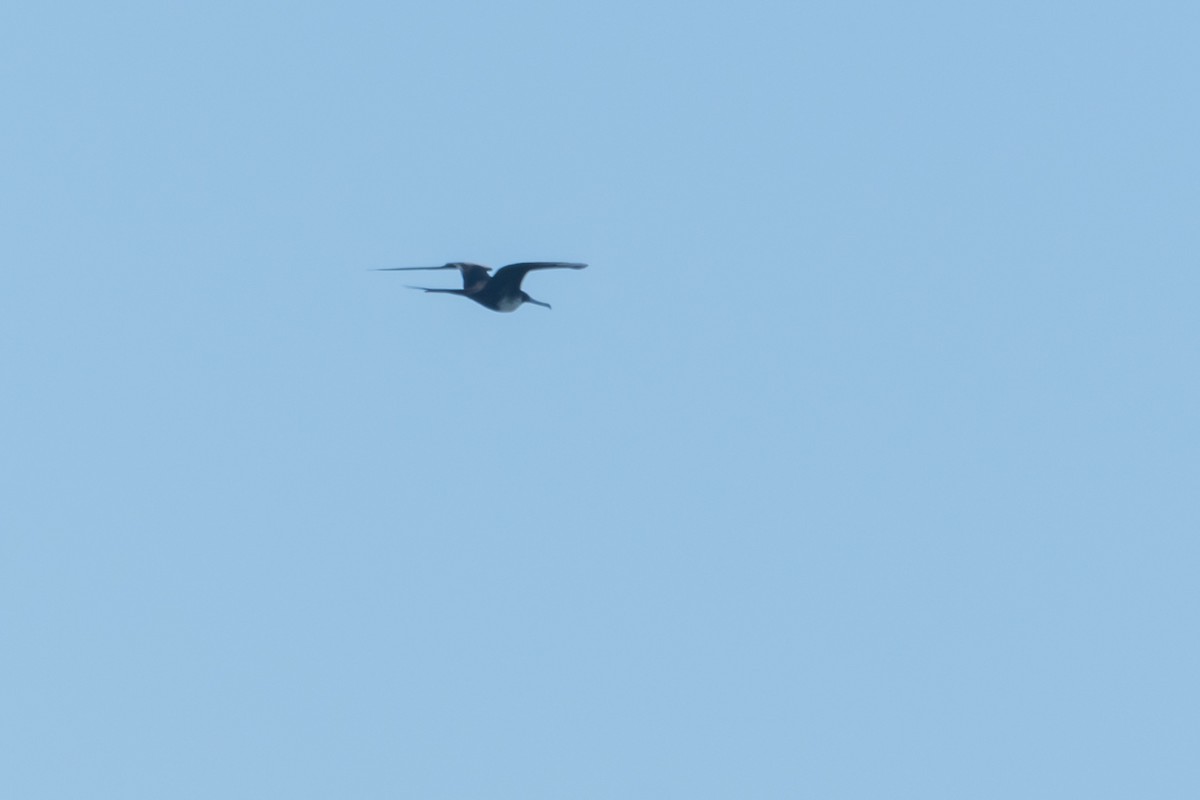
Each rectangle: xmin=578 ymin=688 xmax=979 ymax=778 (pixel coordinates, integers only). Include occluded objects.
xmin=526 ymin=297 xmax=552 ymax=310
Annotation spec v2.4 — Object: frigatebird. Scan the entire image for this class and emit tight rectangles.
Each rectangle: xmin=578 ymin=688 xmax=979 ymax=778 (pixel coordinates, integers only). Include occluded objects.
xmin=376 ymin=261 xmax=587 ymax=312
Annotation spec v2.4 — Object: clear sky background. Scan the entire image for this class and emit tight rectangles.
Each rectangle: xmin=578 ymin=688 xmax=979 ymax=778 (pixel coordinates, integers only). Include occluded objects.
xmin=2 ymin=1 xmax=1197 ymax=797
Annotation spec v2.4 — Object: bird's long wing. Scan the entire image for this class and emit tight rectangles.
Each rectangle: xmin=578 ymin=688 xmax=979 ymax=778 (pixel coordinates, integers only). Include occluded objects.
xmin=375 ymin=263 xmax=490 ymax=292
xmin=374 ymin=265 xmax=456 ymax=271
xmin=499 ymin=262 xmax=588 ymax=271
xmin=488 ymin=262 xmax=588 ymax=293
xmin=406 ymin=287 xmax=466 ymax=295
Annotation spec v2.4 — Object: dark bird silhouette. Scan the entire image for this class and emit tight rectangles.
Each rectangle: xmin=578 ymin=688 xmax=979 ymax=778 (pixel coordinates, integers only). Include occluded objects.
xmin=375 ymin=261 xmax=587 ymax=312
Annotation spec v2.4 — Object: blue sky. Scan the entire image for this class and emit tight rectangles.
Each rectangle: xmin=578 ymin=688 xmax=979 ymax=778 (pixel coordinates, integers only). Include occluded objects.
xmin=2 ymin=1 xmax=1197 ymax=797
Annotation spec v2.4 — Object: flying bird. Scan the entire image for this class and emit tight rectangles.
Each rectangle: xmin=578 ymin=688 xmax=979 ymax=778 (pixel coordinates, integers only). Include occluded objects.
xmin=375 ymin=261 xmax=587 ymax=312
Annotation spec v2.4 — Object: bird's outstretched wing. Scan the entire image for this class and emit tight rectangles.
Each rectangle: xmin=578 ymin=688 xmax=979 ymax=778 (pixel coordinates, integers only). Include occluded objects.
xmin=406 ymin=287 xmax=466 ymax=295
xmin=374 ymin=265 xmax=456 ymax=271
xmin=488 ymin=262 xmax=588 ymax=294
xmin=375 ymin=263 xmax=491 ymax=292
xmin=499 ymin=262 xmax=588 ymax=271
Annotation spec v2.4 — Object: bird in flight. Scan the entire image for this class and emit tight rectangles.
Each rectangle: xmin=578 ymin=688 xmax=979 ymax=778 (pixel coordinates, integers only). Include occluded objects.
xmin=375 ymin=261 xmax=587 ymax=312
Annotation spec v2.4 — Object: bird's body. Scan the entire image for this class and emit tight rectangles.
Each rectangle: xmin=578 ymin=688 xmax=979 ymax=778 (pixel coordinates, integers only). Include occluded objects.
xmin=376 ymin=261 xmax=587 ymax=312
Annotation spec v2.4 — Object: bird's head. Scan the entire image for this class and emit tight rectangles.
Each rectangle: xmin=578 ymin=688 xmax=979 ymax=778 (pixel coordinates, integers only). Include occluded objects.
xmin=522 ymin=291 xmax=551 ymax=310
